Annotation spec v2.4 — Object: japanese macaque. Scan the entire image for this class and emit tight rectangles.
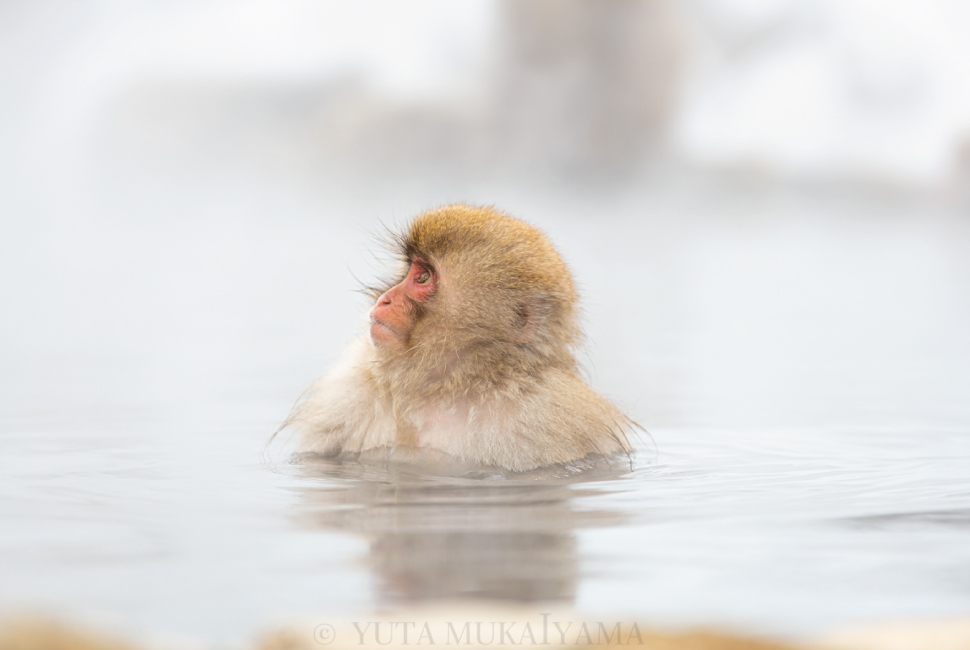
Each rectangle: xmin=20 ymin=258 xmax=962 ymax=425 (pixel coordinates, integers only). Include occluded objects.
xmin=285 ymin=205 xmax=634 ymax=471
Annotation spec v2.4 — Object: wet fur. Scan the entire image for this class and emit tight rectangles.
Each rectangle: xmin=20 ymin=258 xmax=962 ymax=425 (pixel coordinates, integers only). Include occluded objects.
xmin=285 ymin=205 xmax=634 ymax=472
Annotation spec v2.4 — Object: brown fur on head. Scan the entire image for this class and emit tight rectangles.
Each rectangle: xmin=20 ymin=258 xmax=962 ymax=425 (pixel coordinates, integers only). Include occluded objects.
xmin=374 ymin=205 xmax=583 ymax=397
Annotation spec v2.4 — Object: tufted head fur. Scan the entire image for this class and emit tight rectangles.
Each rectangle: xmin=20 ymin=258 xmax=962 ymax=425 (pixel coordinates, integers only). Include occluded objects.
xmin=372 ymin=205 xmax=583 ymax=400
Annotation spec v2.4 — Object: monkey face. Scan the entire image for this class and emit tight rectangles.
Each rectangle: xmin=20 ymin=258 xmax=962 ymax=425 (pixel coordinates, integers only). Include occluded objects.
xmin=369 ymin=258 xmax=437 ymax=351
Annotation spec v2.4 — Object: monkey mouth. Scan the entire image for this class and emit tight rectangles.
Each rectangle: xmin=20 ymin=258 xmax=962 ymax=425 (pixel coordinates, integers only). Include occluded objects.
xmin=369 ymin=318 xmax=399 ymax=337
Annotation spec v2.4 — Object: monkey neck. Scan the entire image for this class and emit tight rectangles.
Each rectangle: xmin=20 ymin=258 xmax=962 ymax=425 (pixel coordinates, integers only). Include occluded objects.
xmin=373 ymin=337 xmax=578 ymax=402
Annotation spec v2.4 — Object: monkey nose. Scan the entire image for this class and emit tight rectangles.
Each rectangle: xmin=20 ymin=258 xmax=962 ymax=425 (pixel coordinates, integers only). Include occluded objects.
xmin=371 ymin=296 xmax=391 ymax=318
xmin=374 ymin=288 xmax=394 ymax=306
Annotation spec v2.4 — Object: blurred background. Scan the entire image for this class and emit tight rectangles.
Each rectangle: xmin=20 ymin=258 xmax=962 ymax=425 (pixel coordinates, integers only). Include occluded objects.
xmin=2 ymin=1 xmax=970 ymax=647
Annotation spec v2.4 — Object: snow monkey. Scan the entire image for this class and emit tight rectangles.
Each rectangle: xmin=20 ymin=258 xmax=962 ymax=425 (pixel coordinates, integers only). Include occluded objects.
xmin=285 ymin=205 xmax=634 ymax=471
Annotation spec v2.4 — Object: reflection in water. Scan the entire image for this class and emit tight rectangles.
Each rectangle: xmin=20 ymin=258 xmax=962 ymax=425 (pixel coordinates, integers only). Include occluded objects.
xmin=291 ymin=453 xmax=631 ymax=605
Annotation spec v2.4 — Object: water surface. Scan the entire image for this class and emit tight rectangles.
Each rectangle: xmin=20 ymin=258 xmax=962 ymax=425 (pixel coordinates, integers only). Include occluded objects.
xmin=2 ymin=174 xmax=970 ymax=644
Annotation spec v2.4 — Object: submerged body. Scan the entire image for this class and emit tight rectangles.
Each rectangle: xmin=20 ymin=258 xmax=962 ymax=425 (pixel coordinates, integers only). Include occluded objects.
xmin=286 ymin=205 xmax=633 ymax=471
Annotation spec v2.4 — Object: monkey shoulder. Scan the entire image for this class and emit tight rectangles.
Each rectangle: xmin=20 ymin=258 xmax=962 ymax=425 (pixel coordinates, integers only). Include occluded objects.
xmin=455 ymin=370 xmax=633 ymax=470
xmin=292 ymin=337 xmax=396 ymax=455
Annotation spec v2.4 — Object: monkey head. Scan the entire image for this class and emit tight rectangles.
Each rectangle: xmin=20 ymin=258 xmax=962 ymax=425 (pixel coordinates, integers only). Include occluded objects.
xmin=367 ymin=205 xmax=583 ymax=386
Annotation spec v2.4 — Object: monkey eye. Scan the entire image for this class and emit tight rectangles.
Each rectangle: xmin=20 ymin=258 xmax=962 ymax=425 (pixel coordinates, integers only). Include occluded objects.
xmin=416 ymin=269 xmax=431 ymax=284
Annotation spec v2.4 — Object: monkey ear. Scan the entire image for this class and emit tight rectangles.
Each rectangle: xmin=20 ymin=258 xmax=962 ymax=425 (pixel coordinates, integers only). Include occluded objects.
xmin=513 ymin=299 xmax=548 ymax=344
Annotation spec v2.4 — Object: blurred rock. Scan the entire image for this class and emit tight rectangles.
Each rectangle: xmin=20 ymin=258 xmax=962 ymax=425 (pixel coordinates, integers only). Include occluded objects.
xmin=0 ymin=619 xmax=138 ymax=650
xmin=815 ymin=617 xmax=970 ymax=650
xmin=948 ymin=137 xmax=970 ymax=208
xmin=255 ymin=605 xmax=803 ymax=650
xmin=0 ymin=613 xmax=806 ymax=650
xmin=491 ymin=0 xmax=685 ymax=176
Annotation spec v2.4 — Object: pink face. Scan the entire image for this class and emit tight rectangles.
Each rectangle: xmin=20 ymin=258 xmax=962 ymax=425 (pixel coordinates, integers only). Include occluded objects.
xmin=369 ymin=259 xmax=437 ymax=350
